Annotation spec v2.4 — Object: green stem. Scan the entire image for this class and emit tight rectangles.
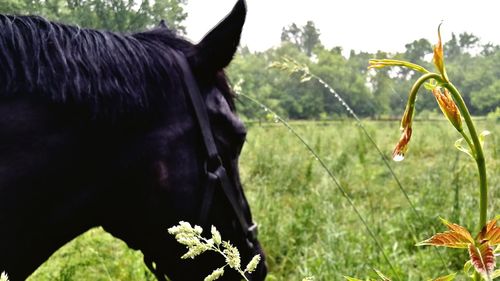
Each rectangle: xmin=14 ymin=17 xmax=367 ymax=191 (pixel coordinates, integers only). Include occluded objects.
xmin=441 ymin=82 xmax=488 ymax=231
xmin=417 ymin=74 xmax=488 ymax=231
xmin=428 ymin=77 xmax=488 ymax=281
xmin=410 ymin=74 xmax=488 ymax=281
xmin=459 ymin=130 xmax=476 ymax=157
xmin=406 ymin=73 xmax=442 ymax=114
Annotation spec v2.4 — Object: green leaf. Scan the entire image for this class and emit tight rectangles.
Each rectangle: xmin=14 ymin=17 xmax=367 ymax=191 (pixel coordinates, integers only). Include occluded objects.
xmin=480 ymin=130 xmax=492 ymax=148
xmin=464 ymin=260 xmax=474 ymax=276
xmin=368 ymin=59 xmax=430 ymax=73
xmin=424 ymin=83 xmax=436 ymax=91
xmin=492 ymin=269 xmax=500 ymax=279
xmin=455 ymin=138 xmax=474 ymax=158
xmin=344 ymin=277 xmax=364 ymax=281
xmin=429 ymin=273 xmax=457 ymax=281
xmin=373 ymin=269 xmax=392 ymax=281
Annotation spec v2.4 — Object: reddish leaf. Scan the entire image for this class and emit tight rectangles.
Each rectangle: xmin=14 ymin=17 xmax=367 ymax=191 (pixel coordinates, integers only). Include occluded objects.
xmin=432 ymin=87 xmax=462 ymax=132
xmin=433 ymin=24 xmax=449 ymax=81
xmin=417 ymin=219 xmax=474 ymax=249
xmin=392 ymin=126 xmax=412 ymax=162
xmin=469 ymin=242 xmax=496 ymax=280
xmin=478 ymin=219 xmax=500 ymax=245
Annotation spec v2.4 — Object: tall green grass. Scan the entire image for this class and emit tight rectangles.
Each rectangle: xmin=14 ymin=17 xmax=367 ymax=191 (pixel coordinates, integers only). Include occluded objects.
xmin=29 ymin=119 xmax=498 ymax=280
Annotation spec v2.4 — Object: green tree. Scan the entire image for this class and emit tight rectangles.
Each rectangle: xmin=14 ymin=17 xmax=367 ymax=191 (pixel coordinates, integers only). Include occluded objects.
xmin=0 ymin=0 xmax=24 ymax=14
xmin=470 ymin=80 xmax=500 ymax=113
xmin=301 ymin=21 xmax=321 ymax=57
xmin=399 ymin=39 xmax=432 ymax=79
xmin=446 ymin=33 xmax=462 ymax=59
xmin=281 ymin=21 xmax=322 ymax=57
xmin=312 ymin=47 xmax=376 ymax=117
xmin=458 ymin=32 xmax=480 ymax=51
xmin=481 ymin=43 xmax=500 ymax=56
xmin=367 ymin=51 xmax=393 ymax=117
xmin=2 ymin=0 xmax=187 ymax=33
xmin=280 ymin=23 xmax=301 ymax=47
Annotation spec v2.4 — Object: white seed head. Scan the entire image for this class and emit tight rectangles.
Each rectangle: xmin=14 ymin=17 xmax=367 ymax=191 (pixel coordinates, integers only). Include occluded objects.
xmin=204 ymin=267 xmax=225 ymax=281
xmin=194 ymin=225 xmax=203 ymax=235
xmin=244 ymin=254 xmax=261 ymax=273
xmin=222 ymin=241 xmax=241 ymax=269
xmin=181 ymin=244 xmax=210 ymax=259
xmin=211 ymin=226 xmax=222 ymax=246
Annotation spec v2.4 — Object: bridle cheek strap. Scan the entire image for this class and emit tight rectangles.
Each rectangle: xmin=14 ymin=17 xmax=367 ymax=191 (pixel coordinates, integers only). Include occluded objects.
xmin=171 ymin=51 xmax=258 ymax=245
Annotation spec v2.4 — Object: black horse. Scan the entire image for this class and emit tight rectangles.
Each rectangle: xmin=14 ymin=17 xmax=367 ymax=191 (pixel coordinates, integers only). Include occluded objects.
xmin=0 ymin=0 xmax=267 ymax=280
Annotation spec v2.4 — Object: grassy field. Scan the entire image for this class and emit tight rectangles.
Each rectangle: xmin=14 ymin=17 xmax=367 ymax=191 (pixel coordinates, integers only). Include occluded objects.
xmin=29 ymin=119 xmax=499 ymax=281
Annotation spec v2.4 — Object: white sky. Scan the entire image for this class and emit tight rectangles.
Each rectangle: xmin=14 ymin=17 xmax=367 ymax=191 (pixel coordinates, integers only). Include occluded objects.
xmin=184 ymin=0 xmax=500 ymax=54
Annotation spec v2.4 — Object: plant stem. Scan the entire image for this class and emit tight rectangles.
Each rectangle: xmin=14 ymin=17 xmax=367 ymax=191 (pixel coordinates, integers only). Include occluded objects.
xmin=203 ymin=237 xmax=250 ymax=281
xmin=418 ymin=74 xmax=488 ymax=232
xmin=406 ymin=74 xmax=488 ymax=281
xmin=459 ymin=130 xmax=476 ymax=157
xmin=444 ymin=82 xmax=487 ymax=281
xmin=442 ymin=82 xmax=488 ymax=231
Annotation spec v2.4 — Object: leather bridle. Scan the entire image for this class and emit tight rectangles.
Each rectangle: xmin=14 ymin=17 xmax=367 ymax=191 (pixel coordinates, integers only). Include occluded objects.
xmin=144 ymin=51 xmax=258 ymax=280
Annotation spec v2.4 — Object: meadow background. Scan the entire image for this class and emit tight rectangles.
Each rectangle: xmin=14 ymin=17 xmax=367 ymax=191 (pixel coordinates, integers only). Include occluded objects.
xmin=28 ymin=118 xmax=499 ymax=280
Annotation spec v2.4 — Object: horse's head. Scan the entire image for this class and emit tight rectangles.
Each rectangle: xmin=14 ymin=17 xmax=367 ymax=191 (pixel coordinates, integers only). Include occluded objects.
xmin=0 ymin=1 xmax=265 ymax=280
xmin=99 ymin=1 xmax=266 ymax=280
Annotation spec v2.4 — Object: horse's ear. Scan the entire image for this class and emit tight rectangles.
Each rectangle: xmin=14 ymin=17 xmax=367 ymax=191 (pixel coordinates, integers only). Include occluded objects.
xmin=190 ymin=0 xmax=246 ymax=73
xmin=158 ymin=19 xmax=167 ymax=29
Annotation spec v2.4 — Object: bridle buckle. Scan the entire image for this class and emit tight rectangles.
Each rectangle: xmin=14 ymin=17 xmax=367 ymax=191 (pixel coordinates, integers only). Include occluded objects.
xmin=248 ymin=222 xmax=259 ymax=241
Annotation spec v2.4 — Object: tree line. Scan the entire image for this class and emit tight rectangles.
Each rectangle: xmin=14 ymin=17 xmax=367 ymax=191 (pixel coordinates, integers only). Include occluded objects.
xmin=1 ymin=1 xmax=498 ymax=119
xmin=229 ymin=21 xmax=500 ymax=120
xmin=0 ymin=0 xmax=186 ymax=33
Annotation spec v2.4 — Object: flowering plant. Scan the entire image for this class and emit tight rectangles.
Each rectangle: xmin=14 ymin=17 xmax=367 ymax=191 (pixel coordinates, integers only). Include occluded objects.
xmin=360 ymin=24 xmax=496 ymax=281
xmin=168 ymin=221 xmax=261 ymax=281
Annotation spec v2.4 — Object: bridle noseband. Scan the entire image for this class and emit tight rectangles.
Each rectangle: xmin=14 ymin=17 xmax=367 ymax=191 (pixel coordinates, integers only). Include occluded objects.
xmin=173 ymin=51 xmax=258 ymax=241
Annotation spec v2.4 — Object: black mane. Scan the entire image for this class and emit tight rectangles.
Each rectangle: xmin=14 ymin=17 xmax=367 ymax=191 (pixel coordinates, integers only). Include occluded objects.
xmin=0 ymin=15 xmax=194 ymax=117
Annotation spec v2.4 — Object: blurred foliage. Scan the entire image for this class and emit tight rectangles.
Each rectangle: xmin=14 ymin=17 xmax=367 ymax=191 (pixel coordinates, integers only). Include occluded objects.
xmin=229 ymin=22 xmax=500 ymax=120
xmin=0 ymin=0 xmax=187 ymax=33
xmin=0 ymin=1 xmax=497 ymax=119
